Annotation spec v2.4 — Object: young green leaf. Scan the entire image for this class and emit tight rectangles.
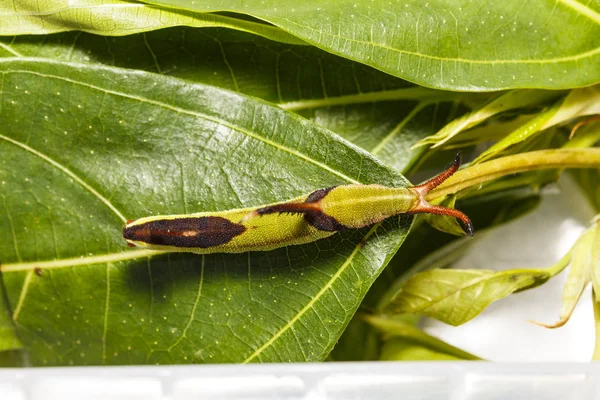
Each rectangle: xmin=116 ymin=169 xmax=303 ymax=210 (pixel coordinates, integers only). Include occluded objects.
xmin=473 ymin=86 xmax=600 ymax=163
xmin=0 ymin=0 xmax=304 ymax=44
xmin=440 ymin=115 xmax=537 ymax=149
xmin=378 ymin=251 xmax=571 ymax=326
xmin=364 ymin=314 xmax=481 ymax=360
xmin=413 ymin=90 xmax=563 ymax=149
xmin=594 ymin=292 xmax=600 ymax=361
xmin=590 ymin=220 xmax=600 ymax=302
xmin=546 ymin=87 xmax=600 ymax=129
xmin=472 ymin=102 xmax=564 ymax=163
xmin=422 ymin=195 xmax=468 ymax=236
xmin=532 ymin=226 xmax=594 ymax=328
xmin=0 ymin=58 xmax=412 ymax=365
xmin=380 ymin=338 xmax=466 ymax=361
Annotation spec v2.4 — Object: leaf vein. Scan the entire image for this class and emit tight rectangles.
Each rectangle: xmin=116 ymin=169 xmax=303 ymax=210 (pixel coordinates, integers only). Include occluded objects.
xmin=0 ymin=249 xmax=166 ymax=272
xmin=0 ymin=42 xmax=23 ymax=57
xmin=278 ymin=17 xmax=600 ymax=65
xmin=242 ymin=223 xmax=381 ymax=363
xmin=558 ymin=0 xmax=600 ymax=23
xmin=11 ymin=270 xmax=34 ymax=321
xmin=102 ymin=263 xmax=111 ymax=364
xmin=166 ymin=255 xmax=205 ymax=352
xmin=371 ymin=102 xmax=427 ymax=154
xmin=0 ymin=132 xmax=127 ymax=223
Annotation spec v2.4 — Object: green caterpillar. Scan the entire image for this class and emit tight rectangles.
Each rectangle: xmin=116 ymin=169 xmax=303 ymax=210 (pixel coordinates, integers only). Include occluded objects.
xmin=123 ymin=155 xmax=472 ymax=254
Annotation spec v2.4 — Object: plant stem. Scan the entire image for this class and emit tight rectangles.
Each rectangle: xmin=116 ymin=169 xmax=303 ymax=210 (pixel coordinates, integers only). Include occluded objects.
xmin=278 ymin=87 xmax=463 ymax=111
xmin=427 ymin=148 xmax=600 ymax=201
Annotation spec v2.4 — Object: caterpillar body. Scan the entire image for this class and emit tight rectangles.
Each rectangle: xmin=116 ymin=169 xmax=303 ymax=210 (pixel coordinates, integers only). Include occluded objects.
xmin=123 ymin=155 xmax=472 ymax=254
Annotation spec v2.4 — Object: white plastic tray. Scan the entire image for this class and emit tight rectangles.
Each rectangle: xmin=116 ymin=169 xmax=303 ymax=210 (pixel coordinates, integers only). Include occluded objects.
xmin=0 ymin=362 xmax=598 ymax=400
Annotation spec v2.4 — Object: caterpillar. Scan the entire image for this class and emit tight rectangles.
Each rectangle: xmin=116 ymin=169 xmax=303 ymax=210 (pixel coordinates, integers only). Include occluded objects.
xmin=123 ymin=155 xmax=471 ymax=254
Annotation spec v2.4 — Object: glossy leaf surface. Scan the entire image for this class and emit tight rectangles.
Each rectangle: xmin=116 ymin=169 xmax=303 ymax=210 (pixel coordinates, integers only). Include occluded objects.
xmin=6 ymin=0 xmax=600 ymax=89
xmin=0 ymin=0 xmax=304 ymax=44
xmin=0 ymin=59 xmax=412 ymax=365
xmin=0 ymin=29 xmax=466 ymax=173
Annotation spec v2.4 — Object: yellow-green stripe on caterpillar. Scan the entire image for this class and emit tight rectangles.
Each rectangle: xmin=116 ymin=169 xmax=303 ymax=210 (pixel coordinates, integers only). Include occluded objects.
xmin=123 ymin=155 xmax=473 ymax=254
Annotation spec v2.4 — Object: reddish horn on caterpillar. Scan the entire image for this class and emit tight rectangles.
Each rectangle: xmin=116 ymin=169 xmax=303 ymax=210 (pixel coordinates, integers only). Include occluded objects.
xmin=410 ymin=153 xmax=474 ymax=236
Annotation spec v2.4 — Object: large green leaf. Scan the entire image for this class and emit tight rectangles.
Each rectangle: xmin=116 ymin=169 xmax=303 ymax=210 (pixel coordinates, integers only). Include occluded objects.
xmin=299 ymin=101 xmax=467 ymax=173
xmin=0 ymin=29 xmax=469 ymax=173
xmin=23 ymin=0 xmax=599 ymax=90
xmin=1 ymin=29 xmax=404 ymax=104
xmin=0 ymin=58 xmax=412 ymax=365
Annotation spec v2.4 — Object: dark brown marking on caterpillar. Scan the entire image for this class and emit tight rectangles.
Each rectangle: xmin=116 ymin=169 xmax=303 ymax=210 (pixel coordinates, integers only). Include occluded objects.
xmin=253 ymin=186 xmax=345 ymax=232
xmin=303 ymin=211 xmax=346 ymax=232
xmin=303 ymin=186 xmax=346 ymax=232
xmin=305 ymin=186 xmax=337 ymax=203
xmin=123 ymin=216 xmax=246 ymax=248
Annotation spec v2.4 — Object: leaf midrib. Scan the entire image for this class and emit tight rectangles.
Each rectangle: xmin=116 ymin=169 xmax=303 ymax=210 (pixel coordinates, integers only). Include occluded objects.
xmin=276 ymin=15 xmax=599 ymax=65
xmin=399 ymin=269 xmax=546 ymax=313
xmin=558 ymin=0 xmax=600 ymax=24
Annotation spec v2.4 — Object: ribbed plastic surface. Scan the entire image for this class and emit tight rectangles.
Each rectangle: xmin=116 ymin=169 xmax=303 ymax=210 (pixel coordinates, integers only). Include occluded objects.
xmin=0 ymin=362 xmax=597 ymax=399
